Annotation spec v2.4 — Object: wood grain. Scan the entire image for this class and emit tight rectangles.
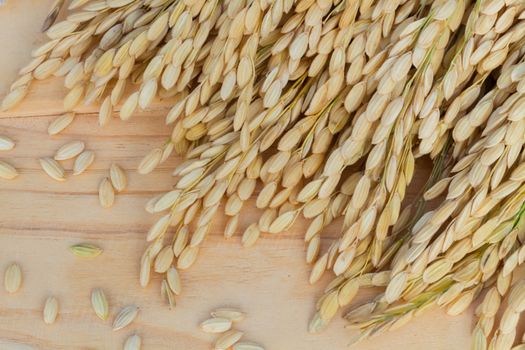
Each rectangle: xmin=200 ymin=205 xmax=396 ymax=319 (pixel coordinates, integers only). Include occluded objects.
xmin=0 ymin=2 xmax=472 ymax=349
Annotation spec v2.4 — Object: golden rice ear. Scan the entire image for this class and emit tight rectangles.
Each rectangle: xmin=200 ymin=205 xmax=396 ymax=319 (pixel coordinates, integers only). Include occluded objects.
xmin=4 ymin=1 xmax=525 ymax=347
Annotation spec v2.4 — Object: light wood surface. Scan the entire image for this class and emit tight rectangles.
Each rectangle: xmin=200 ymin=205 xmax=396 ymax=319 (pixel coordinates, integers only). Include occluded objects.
xmin=0 ymin=2 xmax=473 ymax=349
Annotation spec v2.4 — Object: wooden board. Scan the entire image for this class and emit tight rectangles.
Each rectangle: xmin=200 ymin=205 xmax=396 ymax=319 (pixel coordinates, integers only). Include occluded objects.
xmin=0 ymin=2 xmax=473 ymax=349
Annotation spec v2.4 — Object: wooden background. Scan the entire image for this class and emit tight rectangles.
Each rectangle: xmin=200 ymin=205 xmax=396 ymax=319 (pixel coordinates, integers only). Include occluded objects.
xmin=0 ymin=1 xmax=473 ymax=349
